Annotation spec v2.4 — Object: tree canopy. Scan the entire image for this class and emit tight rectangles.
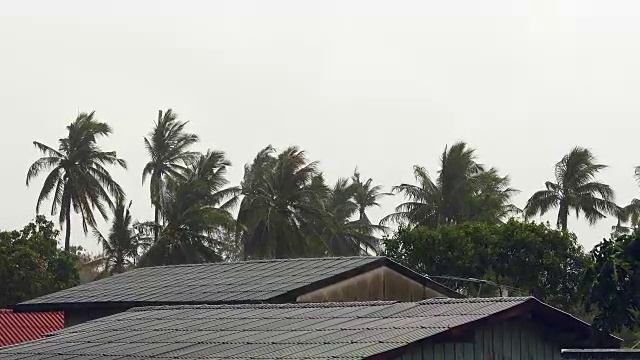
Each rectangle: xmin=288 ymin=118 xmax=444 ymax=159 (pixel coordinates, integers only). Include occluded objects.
xmin=26 ymin=112 xmax=126 ymax=251
xmin=383 ymin=142 xmax=519 ymax=227
xmin=0 ymin=216 xmax=79 ymax=307
xmin=583 ymin=232 xmax=640 ymax=333
xmin=525 ymin=147 xmax=617 ymax=232
xmin=139 ymin=150 xmax=240 ymax=266
xmin=142 ymin=109 xmax=199 ymax=243
xmin=383 ymin=220 xmax=590 ymax=313
xmin=93 ymin=197 xmax=139 ymax=275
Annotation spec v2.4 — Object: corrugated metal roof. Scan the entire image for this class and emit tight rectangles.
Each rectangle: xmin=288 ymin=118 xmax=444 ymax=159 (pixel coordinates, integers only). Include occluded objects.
xmin=0 ymin=309 xmax=63 ymax=347
xmin=14 ymin=257 xmax=459 ymax=311
xmin=0 ymin=297 xmax=602 ymax=359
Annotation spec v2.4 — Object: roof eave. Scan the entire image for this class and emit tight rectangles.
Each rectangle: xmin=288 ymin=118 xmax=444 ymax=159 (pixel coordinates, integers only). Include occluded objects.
xmin=365 ymin=298 xmax=621 ymax=360
xmin=12 ymin=299 xmax=271 ymax=313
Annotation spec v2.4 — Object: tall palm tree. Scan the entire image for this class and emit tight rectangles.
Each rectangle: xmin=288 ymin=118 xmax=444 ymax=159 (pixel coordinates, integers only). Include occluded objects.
xmin=26 ymin=112 xmax=127 ymax=251
xmin=237 ymin=146 xmax=328 ymax=259
xmin=382 ymin=142 xmax=516 ymax=227
xmin=322 ymin=178 xmax=384 ymax=255
xmin=139 ymin=150 xmax=240 ymax=266
xmin=351 ymin=169 xmax=390 ymax=223
xmin=93 ymin=197 xmax=137 ymax=275
xmin=524 ymin=147 xmax=617 ymax=231
xmin=142 ymin=109 xmax=199 ymax=244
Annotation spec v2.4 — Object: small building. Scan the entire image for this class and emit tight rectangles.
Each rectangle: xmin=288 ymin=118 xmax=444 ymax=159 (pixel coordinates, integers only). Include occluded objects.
xmin=13 ymin=257 xmax=460 ymax=327
xmin=0 ymin=297 xmax=620 ymax=359
xmin=0 ymin=309 xmax=63 ymax=347
xmin=562 ymin=349 xmax=640 ymax=360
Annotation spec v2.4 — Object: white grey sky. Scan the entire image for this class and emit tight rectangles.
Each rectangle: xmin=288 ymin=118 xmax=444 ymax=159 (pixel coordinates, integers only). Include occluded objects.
xmin=1 ymin=0 xmax=640 ymax=253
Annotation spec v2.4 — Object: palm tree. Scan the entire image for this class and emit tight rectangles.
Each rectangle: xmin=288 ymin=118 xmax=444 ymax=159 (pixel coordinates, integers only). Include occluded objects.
xmin=139 ymin=150 xmax=240 ymax=266
xmin=142 ymin=109 xmax=199 ymax=244
xmin=237 ymin=146 xmax=328 ymax=259
xmin=351 ymin=169 xmax=390 ymax=223
xmin=93 ymin=197 xmax=137 ymax=275
xmin=382 ymin=165 xmax=440 ymax=227
xmin=524 ymin=147 xmax=617 ymax=231
xmin=26 ymin=112 xmax=127 ymax=251
xmin=611 ymin=200 xmax=640 ymax=238
xmin=322 ymin=178 xmax=384 ymax=255
xmin=612 ymin=167 xmax=640 ymax=237
xmin=382 ymin=142 xmax=517 ymax=227
xmin=467 ymin=168 xmax=520 ymax=223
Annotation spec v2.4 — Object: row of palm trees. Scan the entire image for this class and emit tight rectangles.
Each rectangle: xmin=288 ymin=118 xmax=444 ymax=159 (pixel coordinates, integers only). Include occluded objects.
xmin=26 ymin=110 xmax=640 ymax=271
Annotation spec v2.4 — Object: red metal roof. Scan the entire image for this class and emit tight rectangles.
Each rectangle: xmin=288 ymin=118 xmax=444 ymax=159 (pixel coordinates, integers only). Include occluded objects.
xmin=0 ymin=309 xmax=63 ymax=347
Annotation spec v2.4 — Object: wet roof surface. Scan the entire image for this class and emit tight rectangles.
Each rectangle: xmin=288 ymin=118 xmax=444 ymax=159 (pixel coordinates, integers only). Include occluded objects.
xmin=0 ymin=297 xmax=535 ymax=359
xmin=15 ymin=257 xmax=458 ymax=311
xmin=17 ymin=257 xmax=382 ymax=308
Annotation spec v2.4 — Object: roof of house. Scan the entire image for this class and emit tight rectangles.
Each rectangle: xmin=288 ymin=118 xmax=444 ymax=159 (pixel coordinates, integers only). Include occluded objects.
xmin=0 ymin=297 xmax=620 ymax=359
xmin=14 ymin=256 xmax=461 ymax=312
xmin=0 ymin=309 xmax=63 ymax=348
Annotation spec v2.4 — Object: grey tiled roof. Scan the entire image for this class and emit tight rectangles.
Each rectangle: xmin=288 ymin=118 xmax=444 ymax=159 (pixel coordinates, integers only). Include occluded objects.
xmin=0 ymin=297 xmax=538 ymax=359
xmin=16 ymin=256 xmax=458 ymax=311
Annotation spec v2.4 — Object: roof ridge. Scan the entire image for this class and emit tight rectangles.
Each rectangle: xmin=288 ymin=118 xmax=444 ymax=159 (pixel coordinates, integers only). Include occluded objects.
xmin=133 ymin=256 xmax=384 ymax=269
xmin=127 ymin=297 xmax=535 ymax=312
xmin=129 ymin=301 xmax=398 ymax=312
xmin=419 ymin=296 xmax=534 ymax=304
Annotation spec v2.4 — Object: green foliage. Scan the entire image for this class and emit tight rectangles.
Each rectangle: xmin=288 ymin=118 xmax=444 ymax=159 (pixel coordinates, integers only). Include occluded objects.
xmin=583 ymin=233 xmax=640 ymax=333
xmin=613 ymin=171 xmax=640 ymax=236
xmin=26 ymin=112 xmax=127 ymax=251
xmin=139 ymin=150 xmax=240 ymax=266
xmin=142 ymin=109 xmax=199 ymax=243
xmin=525 ymin=147 xmax=617 ymax=231
xmin=238 ymin=146 xmax=328 ymax=259
xmin=93 ymin=197 xmax=139 ymax=275
xmin=383 ymin=142 xmax=519 ymax=227
xmin=238 ymin=147 xmax=386 ymax=259
xmin=351 ymin=169 xmax=390 ymax=224
xmin=383 ymin=220 xmax=589 ymax=313
xmin=321 ymin=177 xmax=386 ymax=256
xmin=0 ymin=216 xmax=79 ymax=307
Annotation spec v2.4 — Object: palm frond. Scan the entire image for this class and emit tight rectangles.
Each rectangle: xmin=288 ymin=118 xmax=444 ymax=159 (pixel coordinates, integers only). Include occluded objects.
xmin=35 ymin=167 xmax=63 ymax=214
xmin=524 ymin=190 xmax=560 ymax=219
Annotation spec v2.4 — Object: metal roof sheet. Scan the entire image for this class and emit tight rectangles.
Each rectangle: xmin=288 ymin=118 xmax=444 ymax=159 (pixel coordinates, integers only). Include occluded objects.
xmin=0 ymin=310 xmax=64 ymax=347
xmin=0 ymin=297 xmax=609 ymax=359
xmin=14 ymin=257 xmax=460 ymax=312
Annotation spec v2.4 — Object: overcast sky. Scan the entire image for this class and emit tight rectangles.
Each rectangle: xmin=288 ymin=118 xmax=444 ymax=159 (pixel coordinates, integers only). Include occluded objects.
xmin=2 ymin=0 xmax=640 ymax=253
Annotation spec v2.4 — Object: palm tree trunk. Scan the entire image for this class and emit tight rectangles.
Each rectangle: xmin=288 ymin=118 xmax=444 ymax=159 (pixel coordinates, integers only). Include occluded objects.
xmin=359 ymin=208 xmax=366 ymax=222
xmin=154 ymin=205 xmax=159 ymax=243
xmin=154 ymin=109 xmax=163 ymax=244
xmin=557 ymin=203 xmax=569 ymax=232
xmin=64 ymin=207 xmax=71 ymax=252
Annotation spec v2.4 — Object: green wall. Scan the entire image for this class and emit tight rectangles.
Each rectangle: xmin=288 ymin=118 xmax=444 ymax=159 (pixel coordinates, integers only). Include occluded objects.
xmin=395 ymin=318 xmax=563 ymax=360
